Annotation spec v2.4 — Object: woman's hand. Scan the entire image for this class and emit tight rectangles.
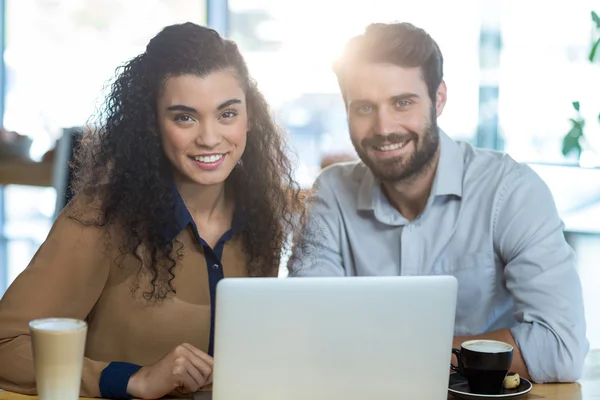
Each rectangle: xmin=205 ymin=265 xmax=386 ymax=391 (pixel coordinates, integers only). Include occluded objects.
xmin=127 ymin=343 xmax=213 ymax=399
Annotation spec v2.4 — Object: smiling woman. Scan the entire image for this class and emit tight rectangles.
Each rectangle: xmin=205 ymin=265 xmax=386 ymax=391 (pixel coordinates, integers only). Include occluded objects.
xmin=0 ymin=22 xmax=307 ymax=400
xmin=158 ymin=72 xmax=248 ymax=187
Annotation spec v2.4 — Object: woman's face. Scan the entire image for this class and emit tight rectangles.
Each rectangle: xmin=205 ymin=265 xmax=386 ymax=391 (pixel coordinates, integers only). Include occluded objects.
xmin=157 ymin=70 xmax=248 ymax=188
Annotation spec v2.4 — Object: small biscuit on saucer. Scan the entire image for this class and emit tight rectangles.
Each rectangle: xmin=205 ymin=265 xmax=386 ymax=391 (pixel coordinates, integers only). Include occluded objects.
xmin=503 ymin=373 xmax=520 ymax=389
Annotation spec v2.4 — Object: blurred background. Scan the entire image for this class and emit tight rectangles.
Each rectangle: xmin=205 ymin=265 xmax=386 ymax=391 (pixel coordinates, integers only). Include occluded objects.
xmin=0 ymin=0 xmax=598 ymax=352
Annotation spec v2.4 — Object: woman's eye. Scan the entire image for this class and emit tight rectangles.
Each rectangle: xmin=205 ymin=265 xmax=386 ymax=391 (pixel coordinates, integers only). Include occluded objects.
xmin=174 ymin=114 xmax=194 ymax=123
xmin=220 ymin=110 xmax=238 ymax=120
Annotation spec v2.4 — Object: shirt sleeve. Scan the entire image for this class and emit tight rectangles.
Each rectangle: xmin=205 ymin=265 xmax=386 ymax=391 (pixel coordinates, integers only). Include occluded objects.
xmin=0 ymin=198 xmax=124 ymax=397
xmin=288 ymin=171 xmax=346 ymax=277
xmin=493 ymin=164 xmax=589 ymax=383
xmin=99 ymin=362 xmax=143 ymax=399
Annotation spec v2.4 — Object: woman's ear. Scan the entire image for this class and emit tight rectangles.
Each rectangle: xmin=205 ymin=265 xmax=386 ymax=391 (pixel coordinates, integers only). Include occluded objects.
xmin=246 ymin=107 xmax=252 ymax=134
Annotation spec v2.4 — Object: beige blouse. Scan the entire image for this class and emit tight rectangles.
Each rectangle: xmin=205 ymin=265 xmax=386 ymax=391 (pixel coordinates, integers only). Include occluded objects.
xmin=0 ymin=194 xmax=271 ymax=397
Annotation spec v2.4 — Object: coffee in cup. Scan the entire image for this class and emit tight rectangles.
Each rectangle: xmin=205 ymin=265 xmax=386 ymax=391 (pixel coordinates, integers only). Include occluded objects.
xmin=450 ymin=339 xmax=513 ymax=395
xmin=29 ymin=318 xmax=87 ymax=400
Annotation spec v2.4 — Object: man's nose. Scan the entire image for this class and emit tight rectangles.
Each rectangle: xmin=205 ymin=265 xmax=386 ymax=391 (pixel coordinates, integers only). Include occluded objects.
xmin=374 ymin=107 xmax=400 ymax=136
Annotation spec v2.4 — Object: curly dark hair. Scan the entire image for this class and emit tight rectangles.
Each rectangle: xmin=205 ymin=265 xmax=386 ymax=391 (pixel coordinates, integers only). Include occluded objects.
xmin=71 ymin=22 xmax=306 ymax=300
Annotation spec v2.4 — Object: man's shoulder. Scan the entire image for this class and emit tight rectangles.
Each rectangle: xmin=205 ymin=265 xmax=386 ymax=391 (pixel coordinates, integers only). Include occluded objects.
xmin=458 ymin=140 xmax=537 ymax=190
xmin=459 ymin=140 xmax=516 ymax=169
xmin=314 ymin=160 xmax=369 ymax=191
xmin=307 ymin=160 xmax=373 ymax=210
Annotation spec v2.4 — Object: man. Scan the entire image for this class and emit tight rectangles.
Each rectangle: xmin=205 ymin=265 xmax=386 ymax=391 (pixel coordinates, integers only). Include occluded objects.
xmin=289 ymin=22 xmax=588 ymax=383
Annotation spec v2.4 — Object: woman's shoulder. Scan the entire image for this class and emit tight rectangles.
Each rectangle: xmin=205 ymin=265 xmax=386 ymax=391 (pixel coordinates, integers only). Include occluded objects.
xmin=55 ymin=186 xmax=123 ymax=250
xmin=61 ymin=187 xmax=104 ymax=221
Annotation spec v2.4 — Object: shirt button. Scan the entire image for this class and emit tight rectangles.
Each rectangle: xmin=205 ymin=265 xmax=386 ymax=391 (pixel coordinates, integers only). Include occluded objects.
xmin=212 ymin=263 xmax=220 ymax=270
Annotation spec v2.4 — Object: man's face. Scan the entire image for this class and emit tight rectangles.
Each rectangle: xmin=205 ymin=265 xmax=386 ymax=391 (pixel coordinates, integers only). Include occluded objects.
xmin=342 ymin=62 xmax=446 ymax=183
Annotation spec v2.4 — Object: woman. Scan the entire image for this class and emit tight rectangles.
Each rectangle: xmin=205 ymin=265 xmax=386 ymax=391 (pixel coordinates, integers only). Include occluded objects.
xmin=0 ymin=22 xmax=305 ymax=399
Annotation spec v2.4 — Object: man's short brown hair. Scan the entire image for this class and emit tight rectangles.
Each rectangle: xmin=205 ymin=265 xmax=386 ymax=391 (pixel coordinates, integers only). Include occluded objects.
xmin=333 ymin=22 xmax=444 ymax=102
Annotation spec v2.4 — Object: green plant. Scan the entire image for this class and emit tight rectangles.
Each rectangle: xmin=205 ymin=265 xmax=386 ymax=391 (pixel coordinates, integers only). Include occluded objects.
xmin=561 ymin=11 xmax=600 ymax=159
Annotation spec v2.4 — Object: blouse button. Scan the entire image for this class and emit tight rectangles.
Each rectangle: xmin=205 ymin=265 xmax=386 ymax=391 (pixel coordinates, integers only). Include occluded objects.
xmin=212 ymin=263 xmax=220 ymax=271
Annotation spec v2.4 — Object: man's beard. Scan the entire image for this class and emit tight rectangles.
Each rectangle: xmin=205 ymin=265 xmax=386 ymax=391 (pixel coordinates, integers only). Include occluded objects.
xmin=351 ymin=107 xmax=440 ymax=183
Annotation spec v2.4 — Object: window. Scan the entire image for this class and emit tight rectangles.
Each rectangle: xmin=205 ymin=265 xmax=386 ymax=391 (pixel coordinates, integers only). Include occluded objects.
xmin=4 ymin=0 xmax=207 ymax=158
xmin=494 ymin=0 xmax=600 ymax=234
xmin=498 ymin=0 xmax=600 ymax=165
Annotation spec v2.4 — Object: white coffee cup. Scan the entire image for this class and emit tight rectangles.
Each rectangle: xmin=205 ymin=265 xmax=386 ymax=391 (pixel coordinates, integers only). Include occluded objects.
xmin=29 ymin=318 xmax=87 ymax=400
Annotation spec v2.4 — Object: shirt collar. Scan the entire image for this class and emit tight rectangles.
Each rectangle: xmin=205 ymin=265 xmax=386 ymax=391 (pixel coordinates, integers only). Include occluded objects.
xmin=163 ymin=185 xmax=244 ymax=243
xmin=357 ymin=129 xmax=463 ymax=211
xmin=357 ymin=168 xmax=376 ymax=211
xmin=431 ymin=129 xmax=464 ymax=198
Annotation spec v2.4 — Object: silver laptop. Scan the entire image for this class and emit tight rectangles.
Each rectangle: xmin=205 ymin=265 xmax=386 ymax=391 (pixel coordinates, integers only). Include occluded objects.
xmin=211 ymin=276 xmax=457 ymax=400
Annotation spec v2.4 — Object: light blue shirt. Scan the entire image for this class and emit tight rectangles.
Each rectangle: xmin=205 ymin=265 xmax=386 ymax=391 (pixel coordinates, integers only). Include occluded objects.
xmin=289 ymin=131 xmax=589 ymax=383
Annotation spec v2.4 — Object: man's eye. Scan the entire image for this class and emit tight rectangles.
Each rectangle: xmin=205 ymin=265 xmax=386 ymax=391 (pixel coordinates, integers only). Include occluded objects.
xmin=357 ymin=105 xmax=373 ymax=115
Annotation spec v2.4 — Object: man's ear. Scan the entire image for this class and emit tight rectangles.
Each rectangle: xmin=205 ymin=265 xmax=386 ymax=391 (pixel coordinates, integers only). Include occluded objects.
xmin=435 ymin=80 xmax=447 ymax=117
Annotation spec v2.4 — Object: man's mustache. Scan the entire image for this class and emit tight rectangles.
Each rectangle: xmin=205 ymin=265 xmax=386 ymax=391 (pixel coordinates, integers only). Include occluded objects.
xmin=361 ymin=131 xmax=418 ymax=148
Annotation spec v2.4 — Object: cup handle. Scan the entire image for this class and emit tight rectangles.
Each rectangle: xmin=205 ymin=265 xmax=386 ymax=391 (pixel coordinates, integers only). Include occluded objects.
xmin=450 ymin=348 xmax=463 ymax=374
